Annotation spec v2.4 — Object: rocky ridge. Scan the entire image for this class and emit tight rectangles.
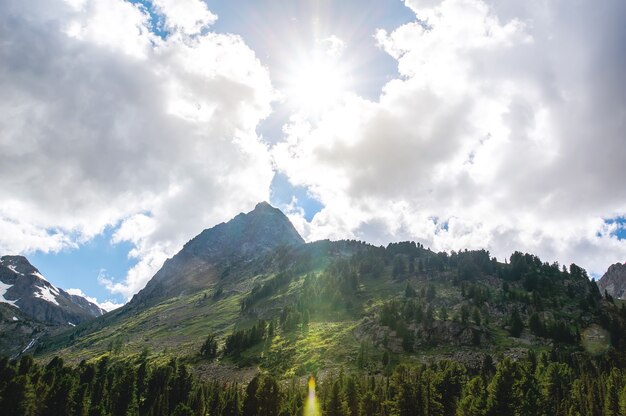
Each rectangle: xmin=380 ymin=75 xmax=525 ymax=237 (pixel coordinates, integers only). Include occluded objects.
xmin=130 ymin=201 xmax=304 ymax=304
xmin=598 ymin=262 xmax=626 ymax=299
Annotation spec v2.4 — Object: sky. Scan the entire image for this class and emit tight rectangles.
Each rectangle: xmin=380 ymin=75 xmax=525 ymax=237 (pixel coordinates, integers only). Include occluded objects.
xmin=1 ymin=0 xmax=626 ymax=310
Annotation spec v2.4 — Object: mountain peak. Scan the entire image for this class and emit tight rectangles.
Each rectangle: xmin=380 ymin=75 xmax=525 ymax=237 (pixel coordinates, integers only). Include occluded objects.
xmin=0 ymin=255 xmax=39 ymax=276
xmin=0 ymin=255 xmax=105 ymax=327
xmin=191 ymin=202 xmax=304 ymax=251
xmin=598 ymin=262 xmax=626 ymax=299
xmin=133 ymin=203 xmax=304 ymax=303
xmin=254 ymin=201 xmax=273 ymax=210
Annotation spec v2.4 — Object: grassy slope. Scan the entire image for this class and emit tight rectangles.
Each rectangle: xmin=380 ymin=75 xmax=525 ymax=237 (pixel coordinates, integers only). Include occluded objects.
xmin=34 ymin=244 xmax=613 ymax=383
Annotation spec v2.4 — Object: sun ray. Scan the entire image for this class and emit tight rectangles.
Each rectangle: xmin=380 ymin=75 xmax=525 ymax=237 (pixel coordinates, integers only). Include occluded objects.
xmin=282 ymin=39 xmax=353 ymax=113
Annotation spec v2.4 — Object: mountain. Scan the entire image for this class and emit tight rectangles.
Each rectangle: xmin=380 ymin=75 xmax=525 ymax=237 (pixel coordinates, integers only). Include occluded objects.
xmin=7 ymin=203 xmax=626 ymax=416
xmin=598 ymin=262 xmax=626 ymax=299
xmin=131 ymin=201 xmax=304 ymax=305
xmin=33 ymin=205 xmax=624 ymax=385
xmin=0 ymin=255 xmax=106 ymax=357
xmin=0 ymin=255 xmax=105 ymax=324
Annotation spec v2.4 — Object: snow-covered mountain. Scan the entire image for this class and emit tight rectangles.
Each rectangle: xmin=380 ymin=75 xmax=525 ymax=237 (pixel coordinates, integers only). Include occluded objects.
xmin=0 ymin=255 xmax=105 ymax=325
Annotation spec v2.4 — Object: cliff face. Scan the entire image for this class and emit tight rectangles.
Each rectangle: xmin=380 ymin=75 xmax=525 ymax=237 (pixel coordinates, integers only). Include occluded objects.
xmin=598 ymin=262 xmax=626 ymax=299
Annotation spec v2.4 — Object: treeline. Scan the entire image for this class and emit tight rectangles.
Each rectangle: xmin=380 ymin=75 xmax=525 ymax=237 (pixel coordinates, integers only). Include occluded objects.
xmin=2 ymin=350 xmax=626 ymax=415
xmin=241 ymin=272 xmax=294 ymax=312
xmin=222 ymin=320 xmax=271 ymax=357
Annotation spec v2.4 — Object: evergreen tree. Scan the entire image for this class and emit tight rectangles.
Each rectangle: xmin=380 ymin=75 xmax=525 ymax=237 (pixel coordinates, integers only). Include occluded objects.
xmin=619 ymin=384 xmax=626 ymax=416
xmin=360 ymin=390 xmax=379 ymax=416
xmin=327 ymin=379 xmax=347 ymax=416
xmin=457 ymin=376 xmax=486 ymax=416
xmin=485 ymin=358 xmax=520 ymax=416
xmin=257 ymin=374 xmax=280 ymax=416
xmin=200 ymin=333 xmax=218 ymax=359
xmin=603 ymin=369 xmax=620 ymax=416
xmin=345 ymin=376 xmax=360 ymax=416
xmin=242 ymin=375 xmax=260 ymax=416
xmin=509 ymin=307 xmax=524 ymax=337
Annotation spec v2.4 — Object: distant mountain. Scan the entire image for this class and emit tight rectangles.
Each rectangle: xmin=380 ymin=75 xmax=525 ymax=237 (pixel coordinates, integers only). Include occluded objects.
xmin=0 ymin=255 xmax=105 ymax=325
xmin=598 ymin=262 xmax=626 ymax=299
xmin=131 ymin=201 xmax=304 ymax=304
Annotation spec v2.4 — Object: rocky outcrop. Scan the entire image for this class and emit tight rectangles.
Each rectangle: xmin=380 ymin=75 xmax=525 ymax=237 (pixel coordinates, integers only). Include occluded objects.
xmin=131 ymin=202 xmax=305 ymax=304
xmin=598 ymin=262 xmax=626 ymax=299
xmin=0 ymin=255 xmax=105 ymax=325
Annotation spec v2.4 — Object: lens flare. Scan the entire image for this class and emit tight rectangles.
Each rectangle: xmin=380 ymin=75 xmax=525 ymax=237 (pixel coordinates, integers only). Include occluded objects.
xmin=304 ymin=375 xmax=320 ymax=416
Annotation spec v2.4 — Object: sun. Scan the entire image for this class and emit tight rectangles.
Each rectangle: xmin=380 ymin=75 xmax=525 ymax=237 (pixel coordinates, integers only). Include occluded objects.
xmin=283 ymin=49 xmax=352 ymax=112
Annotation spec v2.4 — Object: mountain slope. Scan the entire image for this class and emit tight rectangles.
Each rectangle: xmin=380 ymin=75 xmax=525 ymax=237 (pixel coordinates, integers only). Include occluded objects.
xmin=598 ymin=262 xmax=626 ymax=299
xmin=131 ymin=202 xmax=304 ymax=305
xmin=0 ymin=255 xmax=105 ymax=325
xmin=35 ymin=218 xmax=621 ymax=382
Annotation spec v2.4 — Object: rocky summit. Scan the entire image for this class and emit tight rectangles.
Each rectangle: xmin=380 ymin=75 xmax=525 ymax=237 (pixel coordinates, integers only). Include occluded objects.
xmin=131 ymin=202 xmax=304 ymax=304
xmin=598 ymin=261 xmax=626 ymax=299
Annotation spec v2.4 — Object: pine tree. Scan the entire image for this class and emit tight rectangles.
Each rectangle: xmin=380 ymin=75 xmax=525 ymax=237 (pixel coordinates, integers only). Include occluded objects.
xmin=242 ymin=375 xmax=260 ymax=416
xmin=200 ymin=333 xmax=218 ymax=359
xmin=485 ymin=358 xmax=520 ymax=416
xmin=345 ymin=376 xmax=360 ymax=416
xmin=257 ymin=374 xmax=280 ymax=416
xmin=603 ymin=369 xmax=621 ymax=416
xmin=457 ymin=376 xmax=486 ymax=416
xmin=509 ymin=307 xmax=524 ymax=337
xmin=327 ymin=379 xmax=347 ymax=416
xmin=619 ymin=384 xmax=626 ymax=416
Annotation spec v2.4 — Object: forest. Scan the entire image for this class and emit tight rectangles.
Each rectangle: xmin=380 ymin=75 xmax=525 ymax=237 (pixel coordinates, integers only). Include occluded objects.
xmin=2 ymin=347 xmax=626 ymax=416
xmin=9 ymin=243 xmax=626 ymax=415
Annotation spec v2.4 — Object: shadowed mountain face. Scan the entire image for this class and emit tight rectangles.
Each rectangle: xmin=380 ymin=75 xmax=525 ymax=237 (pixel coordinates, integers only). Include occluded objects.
xmin=131 ymin=202 xmax=305 ymax=304
xmin=0 ymin=255 xmax=105 ymax=325
xmin=598 ymin=262 xmax=626 ymax=299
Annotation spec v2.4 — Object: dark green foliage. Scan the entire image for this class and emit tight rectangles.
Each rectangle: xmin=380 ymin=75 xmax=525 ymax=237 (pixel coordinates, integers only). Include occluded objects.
xmin=13 ymin=243 xmax=626 ymax=415
xmin=509 ymin=307 xmax=524 ymax=337
xmin=223 ymin=320 xmax=268 ymax=357
xmin=200 ymin=333 xmax=218 ymax=359
xmin=241 ymin=272 xmax=294 ymax=311
xmin=1 ymin=350 xmax=626 ymax=416
xmin=391 ymin=254 xmax=408 ymax=280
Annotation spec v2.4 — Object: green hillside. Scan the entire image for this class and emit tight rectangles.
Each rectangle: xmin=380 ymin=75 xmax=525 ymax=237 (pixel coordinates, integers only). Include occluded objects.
xmin=33 ymin=239 xmax=625 ymax=383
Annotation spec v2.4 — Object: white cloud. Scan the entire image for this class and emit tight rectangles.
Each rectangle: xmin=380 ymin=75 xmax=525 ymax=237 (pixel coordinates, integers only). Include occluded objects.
xmin=274 ymin=0 xmax=626 ymax=276
xmin=319 ymin=35 xmax=346 ymax=59
xmin=0 ymin=0 xmax=275 ymax=299
xmin=152 ymin=0 xmax=217 ymax=35
xmin=66 ymin=288 xmax=123 ymax=312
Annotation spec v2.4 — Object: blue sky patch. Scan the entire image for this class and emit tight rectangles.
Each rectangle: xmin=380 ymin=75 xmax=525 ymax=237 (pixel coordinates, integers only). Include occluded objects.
xmin=30 ymin=227 xmax=136 ymax=304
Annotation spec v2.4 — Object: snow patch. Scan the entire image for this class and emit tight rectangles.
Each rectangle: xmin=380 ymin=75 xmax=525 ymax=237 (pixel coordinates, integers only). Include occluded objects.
xmin=12 ymin=316 xmax=18 ymax=321
xmin=34 ymin=284 xmax=60 ymax=306
xmin=0 ymin=280 xmax=19 ymax=308
xmin=30 ymin=271 xmax=48 ymax=282
xmin=22 ymin=338 xmax=36 ymax=354
xmin=7 ymin=265 xmax=23 ymax=275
